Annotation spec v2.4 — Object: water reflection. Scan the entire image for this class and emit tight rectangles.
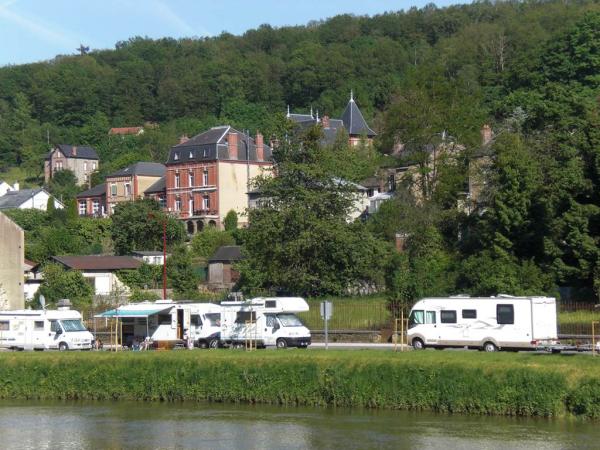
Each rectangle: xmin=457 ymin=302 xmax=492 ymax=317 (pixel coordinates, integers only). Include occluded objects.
xmin=0 ymin=400 xmax=597 ymax=450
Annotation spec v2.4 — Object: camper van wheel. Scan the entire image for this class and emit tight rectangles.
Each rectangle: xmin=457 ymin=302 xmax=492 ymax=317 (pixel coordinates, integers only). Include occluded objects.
xmin=412 ymin=338 xmax=425 ymax=350
xmin=483 ymin=342 xmax=497 ymax=352
xmin=276 ymin=338 xmax=288 ymax=349
xmin=58 ymin=342 xmax=69 ymax=351
xmin=198 ymin=340 xmax=208 ymax=349
xmin=209 ymin=339 xmax=219 ymax=349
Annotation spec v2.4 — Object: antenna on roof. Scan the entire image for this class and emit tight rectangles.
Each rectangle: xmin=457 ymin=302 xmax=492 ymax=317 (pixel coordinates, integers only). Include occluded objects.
xmin=286 ymin=105 xmax=290 ymax=118
xmin=316 ymin=110 xmax=319 ymax=122
xmin=350 ymin=90 xmax=354 ymax=102
xmin=76 ymin=44 xmax=90 ymax=56
xmin=310 ymin=106 xmax=314 ymax=119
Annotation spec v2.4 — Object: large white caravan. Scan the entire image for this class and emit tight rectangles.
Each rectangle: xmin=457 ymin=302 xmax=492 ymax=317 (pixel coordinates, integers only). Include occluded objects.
xmin=0 ymin=309 xmax=94 ymax=351
xmin=407 ymin=295 xmax=558 ymax=352
xmin=220 ymin=297 xmax=311 ymax=348
xmin=97 ymin=301 xmax=222 ymax=348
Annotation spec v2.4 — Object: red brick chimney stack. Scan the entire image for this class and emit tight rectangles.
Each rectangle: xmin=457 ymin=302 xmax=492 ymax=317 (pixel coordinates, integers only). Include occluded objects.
xmin=322 ymin=115 xmax=330 ymax=129
xmin=255 ymin=132 xmax=264 ymax=160
xmin=179 ymin=135 xmax=189 ymax=144
xmin=228 ymin=131 xmax=239 ymax=159
xmin=481 ymin=124 xmax=493 ymax=146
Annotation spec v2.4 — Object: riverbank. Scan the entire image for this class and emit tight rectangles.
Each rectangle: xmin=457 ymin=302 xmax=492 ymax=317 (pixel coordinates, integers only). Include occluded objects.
xmin=1 ymin=351 xmax=599 ymax=418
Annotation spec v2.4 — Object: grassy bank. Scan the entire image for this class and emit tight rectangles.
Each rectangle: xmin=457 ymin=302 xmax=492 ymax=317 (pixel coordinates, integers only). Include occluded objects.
xmin=1 ymin=351 xmax=599 ymax=419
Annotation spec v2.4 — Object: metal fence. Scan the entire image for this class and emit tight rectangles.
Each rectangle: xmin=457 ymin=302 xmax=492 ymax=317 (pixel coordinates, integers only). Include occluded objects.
xmin=557 ymin=302 xmax=600 ymax=337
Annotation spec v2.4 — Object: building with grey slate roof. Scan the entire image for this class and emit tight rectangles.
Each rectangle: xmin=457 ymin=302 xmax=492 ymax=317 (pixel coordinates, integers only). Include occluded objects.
xmin=105 ymin=162 xmax=166 ymax=215
xmin=76 ymin=183 xmax=107 ymax=217
xmin=0 ymin=188 xmax=63 ymax=211
xmin=165 ymin=126 xmax=273 ymax=234
xmin=44 ymin=144 xmax=99 ymax=185
xmin=286 ymin=92 xmax=376 ymax=147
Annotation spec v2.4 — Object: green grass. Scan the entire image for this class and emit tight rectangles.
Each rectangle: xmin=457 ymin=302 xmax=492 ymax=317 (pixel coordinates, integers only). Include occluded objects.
xmin=1 ymin=350 xmax=600 ymax=418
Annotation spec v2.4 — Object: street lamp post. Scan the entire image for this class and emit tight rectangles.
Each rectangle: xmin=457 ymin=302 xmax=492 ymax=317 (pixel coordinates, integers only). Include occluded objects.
xmin=149 ymin=212 xmax=168 ymax=300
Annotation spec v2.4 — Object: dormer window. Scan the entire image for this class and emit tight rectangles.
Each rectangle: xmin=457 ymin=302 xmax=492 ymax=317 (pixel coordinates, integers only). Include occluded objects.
xmin=174 ymin=152 xmax=179 ymax=161
xmin=203 ymin=149 xmax=208 ymax=157
xmin=189 ymin=151 xmax=193 ymax=158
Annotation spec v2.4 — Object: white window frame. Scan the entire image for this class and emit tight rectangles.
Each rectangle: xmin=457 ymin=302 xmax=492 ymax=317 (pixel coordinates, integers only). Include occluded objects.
xmin=78 ymin=201 xmax=86 ymax=215
xmin=175 ymin=197 xmax=181 ymax=211
xmin=92 ymin=200 xmax=99 ymax=214
xmin=203 ymin=169 xmax=209 ymax=186
xmin=110 ymin=183 xmax=117 ymax=197
xmin=189 ymin=171 xmax=194 ymax=187
xmin=175 ymin=173 xmax=180 ymax=188
xmin=125 ymin=183 xmax=131 ymax=196
xmin=203 ymin=195 xmax=210 ymax=210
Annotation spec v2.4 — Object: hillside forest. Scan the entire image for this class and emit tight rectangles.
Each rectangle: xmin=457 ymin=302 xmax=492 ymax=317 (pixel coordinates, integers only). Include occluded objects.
xmin=0 ymin=0 xmax=599 ymax=303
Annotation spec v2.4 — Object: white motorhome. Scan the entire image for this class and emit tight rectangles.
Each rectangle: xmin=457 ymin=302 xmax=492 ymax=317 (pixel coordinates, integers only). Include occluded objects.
xmin=407 ymin=295 xmax=558 ymax=352
xmin=220 ymin=297 xmax=311 ymax=349
xmin=0 ymin=309 xmax=94 ymax=351
xmin=97 ymin=301 xmax=222 ymax=348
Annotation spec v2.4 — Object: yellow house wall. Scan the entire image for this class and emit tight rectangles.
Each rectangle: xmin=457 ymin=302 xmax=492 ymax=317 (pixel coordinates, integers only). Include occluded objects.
xmin=217 ymin=162 xmax=271 ymax=225
xmin=137 ymin=176 xmax=162 ymax=198
xmin=0 ymin=212 xmax=24 ymax=310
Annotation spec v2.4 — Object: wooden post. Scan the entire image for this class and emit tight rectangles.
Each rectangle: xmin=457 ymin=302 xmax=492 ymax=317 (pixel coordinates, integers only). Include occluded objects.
xmin=593 ymin=321 xmax=598 ymax=357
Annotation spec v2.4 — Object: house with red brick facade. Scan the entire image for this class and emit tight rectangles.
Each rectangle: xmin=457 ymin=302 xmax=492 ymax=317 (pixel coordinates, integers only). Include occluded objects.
xmin=164 ymin=126 xmax=272 ymax=234
xmin=76 ymin=183 xmax=107 ymax=217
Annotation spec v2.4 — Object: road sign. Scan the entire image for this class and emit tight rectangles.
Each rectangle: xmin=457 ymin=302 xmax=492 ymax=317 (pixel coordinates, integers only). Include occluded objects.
xmin=320 ymin=301 xmax=333 ymax=320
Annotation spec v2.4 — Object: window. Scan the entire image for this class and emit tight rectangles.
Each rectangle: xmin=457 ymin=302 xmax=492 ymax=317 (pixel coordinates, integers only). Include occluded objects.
xmin=236 ymin=311 xmax=256 ymax=324
xmin=408 ymin=310 xmax=424 ymax=328
xmin=205 ymin=313 xmax=220 ymax=327
xmin=60 ymin=320 xmax=86 ymax=332
xmin=425 ymin=311 xmax=436 ymax=324
xmin=0 ymin=321 xmax=9 ymax=331
xmin=175 ymin=197 xmax=181 ymax=211
xmin=191 ymin=315 xmax=202 ymax=327
xmin=110 ymin=184 xmax=117 ymax=197
xmin=158 ymin=195 xmax=166 ymax=209
xmin=497 ymin=304 xmax=514 ymax=325
xmin=203 ymin=169 xmax=209 ymax=186
xmin=125 ymin=183 xmax=131 ymax=196
xmin=174 ymin=152 xmax=179 ymax=161
xmin=84 ymin=161 xmax=88 ymax=171
xmin=92 ymin=162 xmax=97 ymax=170
xmin=266 ymin=315 xmax=276 ymax=327
xmin=189 ymin=151 xmax=193 ymax=159
xmin=175 ymin=173 xmax=180 ymax=188
xmin=50 ymin=320 xmax=60 ymax=333
xmin=188 ymin=197 xmax=194 ymax=214
xmin=189 ymin=171 xmax=195 ymax=187
xmin=79 ymin=201 xmax=86 ymax=215
xmin=92 ymin=200 xmax=99 ymax=214
xmin=440 ymin=310 xmax=457 ymax=324
xmin=462 ymin=309 xmax=477 ymax=319
xmin=277 ymin=314 xmax=303 ymax=327
xmin=34 ymin=321 xmax=44 ymax=331
xmin=158 ymin=314 xmax=171 ymax=325
xmin=265 ymin=300 xmax=277 ymax=308
xmin=203 ymin=195 xmax=210 ymax=210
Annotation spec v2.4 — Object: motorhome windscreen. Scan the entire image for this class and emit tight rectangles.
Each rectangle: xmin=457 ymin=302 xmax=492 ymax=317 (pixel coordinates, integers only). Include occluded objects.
xmin=409 ymin=310 xmax=424 ymax=328
xmin=60 ymin=320 xmax=86 ymax=332
xmin=276 ymin=314 xmax=303 ymax=327
xmin=205 ymin=313 xmax=220 ymax=326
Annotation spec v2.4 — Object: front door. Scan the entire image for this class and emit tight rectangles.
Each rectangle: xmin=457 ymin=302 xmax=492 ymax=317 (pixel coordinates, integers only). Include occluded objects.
xmin=264 ymin=314 xmax=278 ymax=346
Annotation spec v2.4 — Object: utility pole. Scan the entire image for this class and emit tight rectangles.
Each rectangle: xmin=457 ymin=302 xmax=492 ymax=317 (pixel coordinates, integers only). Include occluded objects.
xmin=162 ymin=218 xmax=167 ymax=300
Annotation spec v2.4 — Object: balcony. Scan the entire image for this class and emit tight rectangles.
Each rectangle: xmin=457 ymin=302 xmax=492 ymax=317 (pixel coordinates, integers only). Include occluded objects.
xmin=192 ymin=209 xmax=218 ymax=217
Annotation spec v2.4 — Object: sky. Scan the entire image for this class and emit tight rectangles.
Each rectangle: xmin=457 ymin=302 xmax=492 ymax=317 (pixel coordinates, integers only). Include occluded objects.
xmin=0 ymin=0 xmax=463 ymax=66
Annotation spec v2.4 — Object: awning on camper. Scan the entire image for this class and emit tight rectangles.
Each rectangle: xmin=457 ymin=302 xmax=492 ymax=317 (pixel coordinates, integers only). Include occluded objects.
xmin=95 ymin=306 xmax=172 ymax=318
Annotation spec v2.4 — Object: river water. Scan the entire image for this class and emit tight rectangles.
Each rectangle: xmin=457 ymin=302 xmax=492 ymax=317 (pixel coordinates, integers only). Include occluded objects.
xmin=0 ymin=400 xmax=597 ymax=449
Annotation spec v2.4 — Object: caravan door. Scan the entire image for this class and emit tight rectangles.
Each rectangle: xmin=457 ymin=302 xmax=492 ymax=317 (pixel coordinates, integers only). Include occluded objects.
xmin=263 ymin=314 xmax=278 ymax=346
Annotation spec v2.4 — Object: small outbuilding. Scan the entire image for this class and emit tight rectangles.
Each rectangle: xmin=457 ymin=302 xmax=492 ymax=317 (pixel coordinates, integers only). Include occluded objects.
xmin=207 ymin=246 xmax=242 ymax=290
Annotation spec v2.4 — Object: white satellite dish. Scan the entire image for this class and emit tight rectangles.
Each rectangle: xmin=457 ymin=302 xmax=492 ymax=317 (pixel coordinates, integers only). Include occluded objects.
xmin=39 ymin=295 xmax=46 ymax=310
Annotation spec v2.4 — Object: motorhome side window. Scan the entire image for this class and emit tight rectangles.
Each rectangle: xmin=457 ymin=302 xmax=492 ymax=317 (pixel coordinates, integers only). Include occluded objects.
xmin=34 ymin=321 xmax=44 ymax=330
xmin=0 ymin=321 xmax=8 ymax=331
xmin=265 ymin=300 xmax=277 ymax=308
xmin=425 ymin=311 xmax=436 ymax=324
xmin=205 ymin=313 xmax=220 ymax=326
xmin=236 ymin=311 xmax=256 ymax=324
xmin=440 ymin=310 xmax=457 ymax=324
xmin=497 ymin=304 xmax=514 ymax=324
xmin=50 ymin=321 xmax=59 ymax=333
xmin=462 ymin=309 xmax=477 ymax=319
xmin=158 ymin=314 xmax=171 ymax=325
xmin=409 ymin=310 xmax=424 ymax=327
xmin=266 ymin=315 xmax=276 ymax=327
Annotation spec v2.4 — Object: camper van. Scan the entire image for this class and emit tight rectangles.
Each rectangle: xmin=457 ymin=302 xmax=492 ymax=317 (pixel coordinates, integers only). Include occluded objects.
xmin=97 ymin=301 xmax=222 ymax=348
xmin=220 ymin=297 xmax=311 ymax=349
xmin=0 ymin=309 xmax=94 ymax=351
xmin=407 ymin=295 xmax=558 ymax=352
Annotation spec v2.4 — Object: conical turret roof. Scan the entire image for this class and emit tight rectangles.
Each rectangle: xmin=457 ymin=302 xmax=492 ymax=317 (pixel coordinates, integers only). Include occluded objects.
xmin=341 ymin=93 xmax=376 ymax=137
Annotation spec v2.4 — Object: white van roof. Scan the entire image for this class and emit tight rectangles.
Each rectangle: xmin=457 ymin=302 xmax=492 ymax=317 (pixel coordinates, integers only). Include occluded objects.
xmin=0 ymin=309 xmax=83 ymax=319
xmin=221 ymin=297 xmax=309 ymax=313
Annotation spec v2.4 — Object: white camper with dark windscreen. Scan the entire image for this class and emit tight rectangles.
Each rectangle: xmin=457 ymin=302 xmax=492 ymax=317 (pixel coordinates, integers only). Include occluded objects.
xmin=407 ymin=295 xmax=558 ymax=352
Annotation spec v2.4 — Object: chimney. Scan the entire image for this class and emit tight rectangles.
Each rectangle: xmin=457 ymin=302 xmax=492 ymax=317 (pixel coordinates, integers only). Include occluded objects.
xmin=481 ymin=124 xmax=493 ymax=146
xmin=12 ymin=182 xmax=19 ymax=191
xmin=255 ymin=132 xmax=264 ymax=161
xmin=395 ymin=233 xmax=409 ymax=253
xmin=322 ymin=115 xmax=330 ymax=129
xmin=179 ymin=134 xmax=189 ymax=145
xmin=228 ymin=131 xmax=239 ymax=159
xmin=72 ymin=146 xmax=77 ymax=156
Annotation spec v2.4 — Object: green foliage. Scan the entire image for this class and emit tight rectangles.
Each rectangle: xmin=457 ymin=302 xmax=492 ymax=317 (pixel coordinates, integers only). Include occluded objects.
xmin=110 ymin=199 xmax=185 ymax=255
xmin=2 ymin=351 xmax=599 ymax=418
xmin=47 ymin=169 xmax=81 ymax=201
xmin=46 ymin=196 xmax=56 ymax=216
xmin=166 ymin=245 xmax=198 ymax=295
xmin=190 ymin=228 xmax=235 ymax=260
xmin=223 ymin=210 xmax=238 ymax=232
xmin=35 ymin=263 xmax=94 ymax=310
xmin=116 ymin=263 xmax=163 ymax=290
xmin=129 ymin=289 xmax=161 ymax=302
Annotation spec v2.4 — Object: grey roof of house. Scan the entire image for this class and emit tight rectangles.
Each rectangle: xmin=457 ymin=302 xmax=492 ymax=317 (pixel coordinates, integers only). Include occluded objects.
xmin=166 ymin=126 xmax=273 ymax=165
xmin=51 ymin=255 xmax=142 ymax=271
xmin=288 ymin=113 xmax=315 ymax=123
xmin=144 ymin=176 xmax=166 ymax=194
xmin=107 ymin=162 xmax=166 ymax=178
xmin=76 ymin=183 xmax=106 ymax=198
xmin=46 ymin=144 xmax=99 ymax=160
xmin=131 ymin=250 xmax=164 ymax=256
xmin=341 ymin=99 xmax=376 ymax=137
xmin=208 ymin=245 xmax=243 ymax=263
xmin=0 ymin=188 xmax=44 ymax=210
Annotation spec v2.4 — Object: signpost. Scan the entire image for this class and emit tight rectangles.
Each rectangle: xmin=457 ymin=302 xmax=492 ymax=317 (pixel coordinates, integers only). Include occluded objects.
xmin=320 ymin=301 xmax=333 ymax=350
